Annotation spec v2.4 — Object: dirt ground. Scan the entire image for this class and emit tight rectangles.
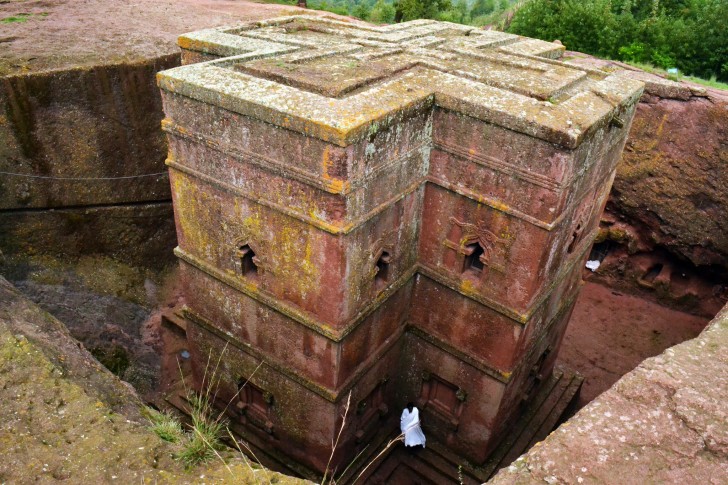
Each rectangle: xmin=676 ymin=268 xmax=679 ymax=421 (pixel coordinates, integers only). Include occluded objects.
xmin=558 ymin=277 xmax=709 ymax=408
xmin=0 ymin=0 xmax=357 ymax=75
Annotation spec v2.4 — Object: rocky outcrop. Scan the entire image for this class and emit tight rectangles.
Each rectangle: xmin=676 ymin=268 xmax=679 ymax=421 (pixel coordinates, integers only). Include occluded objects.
xmin=564 ymin=53 xmax=728 ymax=316
xmin=488 ymin=302 xmax=728 ymax=485
xmin=614 ymin=83 xmax=728 ymax=270
xmin=0 ymin=275 xmax=310 ymax=484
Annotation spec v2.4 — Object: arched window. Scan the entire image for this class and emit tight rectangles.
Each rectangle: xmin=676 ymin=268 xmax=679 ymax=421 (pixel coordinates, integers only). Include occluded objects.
xmin=238 ymin=244 xmax=258 ymax=277
xmin=374 ymin=251 xmax=391 ymax=289
xmin=463 ymin=242 xmax=485 ymax=273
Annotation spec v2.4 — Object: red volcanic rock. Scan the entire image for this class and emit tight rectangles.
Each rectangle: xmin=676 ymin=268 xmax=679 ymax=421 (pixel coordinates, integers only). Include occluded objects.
xmin=566 ymin=52 xmax=728 ymax=271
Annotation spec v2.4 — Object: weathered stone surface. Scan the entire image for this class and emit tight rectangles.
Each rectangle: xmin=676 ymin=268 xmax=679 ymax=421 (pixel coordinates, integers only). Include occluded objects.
xmin=0 ymin=57 xmax=176 ymax=210
xmin=566 ymin=53 xmax=728 ymax=272
xmin=614 ymin=89 xmax=728 ymax=269
xmin=0 ymin=275 xmax=310 ymax=484
xmin=489 ymin=303 xmax=728 ymax=485
xmin=0 ymin=203 xmax=177 ymax=269
xmin=161 ymin=16 xmax=642 ymax=479
xmin=0 ymin=0 xmax=351 ymax=272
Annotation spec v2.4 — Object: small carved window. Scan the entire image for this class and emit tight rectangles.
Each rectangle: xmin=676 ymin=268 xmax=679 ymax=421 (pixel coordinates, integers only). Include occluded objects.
xmin=236 ymin=379 xmax=273 ymax=433
xmin=374 ymin=251 xmax=391 ymax=289
xmin=567 ymin=223 xmax=582 ymax=254
xmin=238 ymin=244 xmax=258 ymax=277
xmin=463 ymin=242 xmax=485 ymax=273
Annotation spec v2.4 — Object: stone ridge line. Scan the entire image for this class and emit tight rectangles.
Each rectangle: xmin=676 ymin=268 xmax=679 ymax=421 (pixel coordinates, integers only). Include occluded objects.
xmin=158 ymin=16 xmax=644 ymax=149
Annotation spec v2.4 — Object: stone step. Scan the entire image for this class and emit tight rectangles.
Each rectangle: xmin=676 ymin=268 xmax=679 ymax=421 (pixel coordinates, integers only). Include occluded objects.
xmin=483 ymin=366 xmax=583 ymax=478
xmin=160 ymin=304 xmax=187 ymax=333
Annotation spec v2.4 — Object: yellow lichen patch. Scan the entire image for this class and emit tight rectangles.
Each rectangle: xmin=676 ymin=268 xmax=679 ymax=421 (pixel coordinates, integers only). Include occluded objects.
xmin=460 ymin=278 xmax=476 ymax=294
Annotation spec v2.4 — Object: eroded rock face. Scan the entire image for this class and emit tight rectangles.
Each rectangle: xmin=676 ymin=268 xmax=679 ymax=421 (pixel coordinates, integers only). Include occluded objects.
xmin=614 ymin=89 xmax=728 ymax=270
xmin=563 ymin=53 xmax=728 ymax=316
xmin=600 ymin=86 xmax=728 ymax=316
xmin=488 ymin=303 xmax=728 ymax=485
xmin=0 ymin=276 xmax=310 ymax=484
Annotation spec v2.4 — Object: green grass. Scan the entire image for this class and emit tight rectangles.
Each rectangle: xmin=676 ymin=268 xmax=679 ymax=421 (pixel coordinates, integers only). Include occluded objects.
xmin=1 ymin=12 xmax=49 ymax=23
xmin=681 ymin=75 xmax=728 ymax=91
xmin=146 ymin=347 xmax=234 ymax=470
xmin=1 ymin=13 xmax=32 ymax=23
xmin=621 ymin=60 xmax=728 ymax=91
xmin=146 ymin=408 xmax=185 ymax=443
xmin=145 ymin=394 xmax=226 ymax=469
xmin=176 ymin=392 xmax=226 ymax=468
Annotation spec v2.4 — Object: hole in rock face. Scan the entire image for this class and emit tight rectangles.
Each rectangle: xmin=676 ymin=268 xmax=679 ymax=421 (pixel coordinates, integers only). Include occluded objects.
xmin=464 ymin=243 xmax=485 ymax=273
xmin=238 ymin=244 xmax=258 ymax=277
xmin=642 ymin=263 xmax=664 ymax=283
xmin=375 ymin=251 xmax=391 ymax=289
xmin=567 ymin=223 xmax=582 ymax=254
xmin=589 ymin=240 xmax=612 ymax=262
xmin=90 ymin=345 xmax=130 ymax=377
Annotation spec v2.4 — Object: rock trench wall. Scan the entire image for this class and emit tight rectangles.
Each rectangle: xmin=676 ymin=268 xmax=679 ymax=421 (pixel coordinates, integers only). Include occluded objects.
xmin=488 ymin=302 xmax=728 ymax=485
xmin=0 ymin=56 xmax=179 ymax=270
xmin=560 ymin=53 xmax=728 ymax=316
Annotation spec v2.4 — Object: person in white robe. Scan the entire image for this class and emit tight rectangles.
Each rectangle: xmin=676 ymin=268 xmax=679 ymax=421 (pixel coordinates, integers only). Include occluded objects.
xmin=400 ymin=402 xmax=426 ymax=448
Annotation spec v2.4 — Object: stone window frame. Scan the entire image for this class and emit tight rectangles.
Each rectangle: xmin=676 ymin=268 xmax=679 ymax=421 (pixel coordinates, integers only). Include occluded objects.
xmin=443 ymin=217 xmax=510 ymax=283
xmin=236 ymin=379 xmax=274 ymax=434
xmin=233 ymin=238 xmax=269 ymax=280
xmin=419 ymin=371 xmax=467 ymax=433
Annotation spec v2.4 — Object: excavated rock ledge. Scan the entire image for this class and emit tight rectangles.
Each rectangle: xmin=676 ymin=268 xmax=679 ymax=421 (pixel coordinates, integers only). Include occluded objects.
xmin=0 ymin=276 xmax=310 ymax=484
xmin=0 ymin=1 xmax=359 ymax=271
xmin=565 ymin=52 xmax=728 ymax=274
xmin=488 ymin=302 xmax=728 ymax=484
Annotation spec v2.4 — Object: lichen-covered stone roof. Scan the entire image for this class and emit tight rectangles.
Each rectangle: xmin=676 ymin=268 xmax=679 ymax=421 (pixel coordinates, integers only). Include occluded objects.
xmin=158 ymin=16 xmax=644 ymax=148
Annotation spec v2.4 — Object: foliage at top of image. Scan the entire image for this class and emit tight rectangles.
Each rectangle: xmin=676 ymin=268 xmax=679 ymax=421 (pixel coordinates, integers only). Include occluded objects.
xmin=508 ymin=0 xmax=728 ymax=82
xmin=272 ymin=0 xmax=726 ymax=86
xmin=276 ymin=0 xmax=517 ymax=26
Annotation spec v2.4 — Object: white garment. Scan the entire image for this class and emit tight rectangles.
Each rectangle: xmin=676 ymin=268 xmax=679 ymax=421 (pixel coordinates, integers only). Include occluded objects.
xmin=400 ymin=407 xmax=426 ymax=447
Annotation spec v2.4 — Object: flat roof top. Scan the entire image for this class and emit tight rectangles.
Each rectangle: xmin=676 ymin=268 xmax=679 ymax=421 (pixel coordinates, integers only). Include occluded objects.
xmin=159 ymin=16 xmax=643 ymax=148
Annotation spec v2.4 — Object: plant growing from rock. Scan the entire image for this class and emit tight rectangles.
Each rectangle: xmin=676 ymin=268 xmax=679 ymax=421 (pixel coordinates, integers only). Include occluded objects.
xmin=146 ymin=346 xmax=270 ymax=476
xmin=146 ymin=407 xmax=184 ymax=443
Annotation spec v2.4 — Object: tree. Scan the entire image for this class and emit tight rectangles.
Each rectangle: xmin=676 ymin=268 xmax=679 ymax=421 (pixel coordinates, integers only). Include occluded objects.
xmin=370 ymin=0 xmax=396 ymax=23
xmin=508 ymin=0 xmax=728 ymax=81
xmin=353 ymin=2 xmax=372 ymax=19
xmin=395 ymin=0 xmax=452 ymax=21
xmin=470 ymin=0 xmax=495 ymax=18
